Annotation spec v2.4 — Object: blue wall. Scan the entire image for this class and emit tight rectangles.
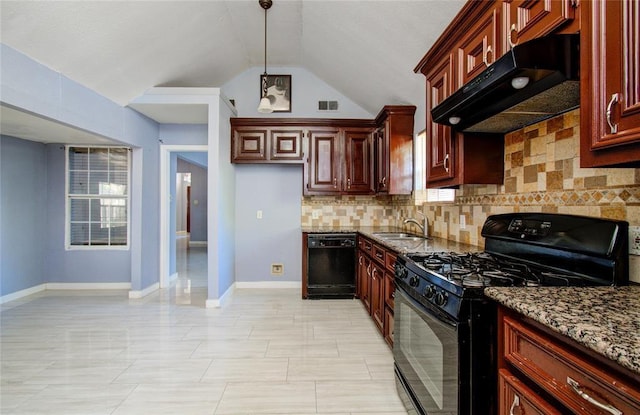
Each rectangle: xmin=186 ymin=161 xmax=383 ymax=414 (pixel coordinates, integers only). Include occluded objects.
xmin=177 ymin=158 xmax=208 ymax=243
xmin=1 ymin=44 xmax=161 ymax=296
xmin=0 ymin=136 xmax=48 ymax=295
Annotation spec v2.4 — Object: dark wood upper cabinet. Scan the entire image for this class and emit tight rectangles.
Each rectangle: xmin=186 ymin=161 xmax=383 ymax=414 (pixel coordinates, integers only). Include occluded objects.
xmin=504 ymin=0 xmax=578 ymax=51
xmin=232 ymin=128 xmax=268 ymax=162
xmin=306 ymin=128 xmax=342 ymax=194
xmin=343 ymin=128 xmax=374 ymax=194
xmin=456 ymin=6 xmax=502 ymax=85
xmin=425 ymin=54 xmax=456 ymax=185
xmin=270 ymin=129 xmax=304 ymax=161
xmin=580 ymin=0 xmax=640 ymax=167
xmin=374 ymin=106 xmax=416 ymax=195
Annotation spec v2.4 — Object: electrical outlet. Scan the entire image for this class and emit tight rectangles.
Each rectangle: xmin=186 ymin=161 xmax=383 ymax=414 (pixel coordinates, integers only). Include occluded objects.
xmin=312 ymin=211 xmax=319 ymax=219
xmin=629 ymin=226 xmax=640 ymax=255
xmin=271 ymin=263 xmax=284 ymax=275
xmin=460 ymin=214 xmax=466 ymax=230
xmin=257 ymin=210 xmax=263 ymax=219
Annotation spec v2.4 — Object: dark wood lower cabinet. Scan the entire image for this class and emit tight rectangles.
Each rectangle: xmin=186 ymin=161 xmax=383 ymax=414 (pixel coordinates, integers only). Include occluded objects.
xmin=498 ymin=307 xmax=640 ymax=415
xmin=357 ymin=235 xmax=396 ymax=347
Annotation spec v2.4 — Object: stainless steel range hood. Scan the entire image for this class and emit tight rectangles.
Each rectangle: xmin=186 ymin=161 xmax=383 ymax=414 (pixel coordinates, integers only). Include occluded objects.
xmin=431 ymin=34 xmax=580 ymax=134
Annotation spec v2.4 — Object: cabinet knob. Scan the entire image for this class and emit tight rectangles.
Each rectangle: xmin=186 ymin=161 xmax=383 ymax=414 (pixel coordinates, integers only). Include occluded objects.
xmin=606 ymin=93 xmax=620 ymax=134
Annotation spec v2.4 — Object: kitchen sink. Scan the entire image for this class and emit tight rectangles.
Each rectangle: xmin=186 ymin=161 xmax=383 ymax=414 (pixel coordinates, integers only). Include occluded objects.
xmin=372 ymin=232 xmax=427 ymax=240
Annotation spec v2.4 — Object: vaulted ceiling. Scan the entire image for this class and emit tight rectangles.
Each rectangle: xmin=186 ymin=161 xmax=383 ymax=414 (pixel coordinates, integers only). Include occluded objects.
xmin=1 ymin=0 xmax=465 ymax=119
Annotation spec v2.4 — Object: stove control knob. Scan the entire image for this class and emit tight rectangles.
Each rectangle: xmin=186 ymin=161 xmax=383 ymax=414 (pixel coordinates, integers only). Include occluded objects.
xmin=409 ymin=275 xmax=420 ymax=287
xmin=434 ymin=291 xmax=448 ymax=306
xmin=395 ymin=266 xmax=408 ymax=279
xmin=424 ymin=285 xmax=436 ymax=299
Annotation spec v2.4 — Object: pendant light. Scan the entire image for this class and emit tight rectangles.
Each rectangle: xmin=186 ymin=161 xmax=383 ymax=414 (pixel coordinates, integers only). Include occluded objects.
xmin=257 ymin=0 xmax=274 ymax=113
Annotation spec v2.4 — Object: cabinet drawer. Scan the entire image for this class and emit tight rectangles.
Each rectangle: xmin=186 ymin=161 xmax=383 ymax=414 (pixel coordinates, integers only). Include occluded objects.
xmin=499 ymin=369 xmax=561 ymax=415
xmin=385 ymin=251 xmax=397 ymax=273
xmin=372 ymin=244 xmax=385 ymax=265
xmin=358 ymin=237 xmax=372 ymax=254
xmin=503 ymin=316 xmax=640 ymax=414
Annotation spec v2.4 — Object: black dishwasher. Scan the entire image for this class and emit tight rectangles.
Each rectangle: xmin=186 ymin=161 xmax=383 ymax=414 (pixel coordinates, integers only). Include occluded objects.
xmin=307 ymin=233 xmax=356 ymax=299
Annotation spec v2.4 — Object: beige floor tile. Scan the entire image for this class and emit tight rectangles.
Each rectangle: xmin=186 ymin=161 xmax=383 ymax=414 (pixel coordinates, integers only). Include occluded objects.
xmin=111 ymin=383 xmax=225 ymax=415
xmin=266 ymin=338 xmax=340 ymax=358
xmin=316 ymin=380 xmax=406 ymax=413
xmin=215 ymin=381 xmax=317 ymax=414
xmin=113 ymin=358 xmax=212 ymax=383
xmin=202 ymin=357 xmax=289 ymax=381
xmin=287 ymin=357 xmax=372 ymax=381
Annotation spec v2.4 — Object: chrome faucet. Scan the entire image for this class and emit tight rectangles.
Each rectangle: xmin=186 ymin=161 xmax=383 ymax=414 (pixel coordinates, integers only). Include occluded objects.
xmin=403 ymin=212 xmax=429 ymax=237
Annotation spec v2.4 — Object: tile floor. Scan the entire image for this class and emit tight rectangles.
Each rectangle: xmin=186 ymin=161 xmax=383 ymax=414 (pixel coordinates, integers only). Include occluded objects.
xmin=1 ymin=239 xmax=407 ymax=414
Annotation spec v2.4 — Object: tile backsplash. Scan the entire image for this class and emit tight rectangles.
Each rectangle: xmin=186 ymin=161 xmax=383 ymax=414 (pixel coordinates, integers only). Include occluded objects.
xmin=301 ymin=109 xmax=640 ymax=281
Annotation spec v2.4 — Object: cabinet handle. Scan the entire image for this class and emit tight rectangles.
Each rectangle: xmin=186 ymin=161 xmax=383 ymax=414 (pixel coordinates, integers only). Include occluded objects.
xmin=444 ymin=154 xmax=450 ymax=173
xmin=509 ymin=394 xmax=520 ymax=415
xmin=347 ymin=178 xmax=351 ymax=189
xmin=567 ymin=377 xmax=622 ymax=415
xmin=483 ymin=45 xmax=493 ymax=67
xmin=333 ymin=177 xmax=337 ymax=189
xmin=382 ymin=176 xmax=386 ymax=187
xmin=367 ymin=264 xmax=371 ymax=276
xmin=508 ymin=23 xmax=518 ymax=49
xmin=606 ymin=93 xmax=620 ymax=134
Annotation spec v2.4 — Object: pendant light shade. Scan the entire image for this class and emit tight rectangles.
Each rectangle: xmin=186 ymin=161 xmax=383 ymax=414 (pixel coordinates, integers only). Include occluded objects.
xmin=257 ymin=0 xmax=273 ymax=113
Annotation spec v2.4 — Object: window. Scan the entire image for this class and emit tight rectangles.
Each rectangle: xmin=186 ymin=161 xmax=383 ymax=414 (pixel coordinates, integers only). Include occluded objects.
xmin=66 ymin=146 xmax=130 ymax=249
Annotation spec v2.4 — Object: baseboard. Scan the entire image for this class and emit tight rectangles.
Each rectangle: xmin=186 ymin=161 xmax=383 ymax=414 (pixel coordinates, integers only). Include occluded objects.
xmin=188 ymin=241 xmax=207 ymax=247
xmin=0 ymin=282 xmax=131 ymax=305
xmin=47 ymin=282 xmax=131 ymax=290
xmin=128 ymin=282 xmax=160 ymax=299
xmin=169 ymin=272 xmax=178 ymax=283
xmin=235 ymin=281 xmax=301 ymax=289
xmin=205 ymin=283 xmax=236 ymax=308
xmin=0 ymin=283 xmax=46 ymax=304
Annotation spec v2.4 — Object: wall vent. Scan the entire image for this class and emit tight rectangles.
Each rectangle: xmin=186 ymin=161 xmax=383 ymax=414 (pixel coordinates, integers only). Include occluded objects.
xmin=318 ymin=100 xmax=339 ymax=111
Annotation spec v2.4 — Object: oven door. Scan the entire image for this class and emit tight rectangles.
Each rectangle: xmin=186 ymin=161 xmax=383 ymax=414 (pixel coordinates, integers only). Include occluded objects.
xmin=394 ymin=285 xmax=467 ymax=415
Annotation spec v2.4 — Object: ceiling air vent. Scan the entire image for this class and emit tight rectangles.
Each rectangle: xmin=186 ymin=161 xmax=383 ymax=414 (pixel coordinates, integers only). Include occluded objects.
xmin=318 ymin=100 xmax=339 ymax=111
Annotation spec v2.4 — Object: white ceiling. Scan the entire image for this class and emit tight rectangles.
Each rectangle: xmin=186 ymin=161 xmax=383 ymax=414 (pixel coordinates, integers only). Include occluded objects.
xmin=0 ymin=0 xmax=465 ymax=142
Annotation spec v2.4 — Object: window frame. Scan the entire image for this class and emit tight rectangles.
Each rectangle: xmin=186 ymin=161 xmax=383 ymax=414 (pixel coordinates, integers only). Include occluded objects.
xmin=65 ymin=145 xmax=131 ymax=250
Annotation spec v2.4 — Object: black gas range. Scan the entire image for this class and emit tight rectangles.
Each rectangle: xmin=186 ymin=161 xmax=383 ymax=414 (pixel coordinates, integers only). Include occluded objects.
xmin=393 ymin=213 xmax=629 ymax=415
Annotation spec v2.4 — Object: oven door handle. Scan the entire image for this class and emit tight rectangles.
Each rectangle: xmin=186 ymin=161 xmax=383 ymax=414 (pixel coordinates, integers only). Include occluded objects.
xmin=396 ymin=285 xmax=458 ymax=329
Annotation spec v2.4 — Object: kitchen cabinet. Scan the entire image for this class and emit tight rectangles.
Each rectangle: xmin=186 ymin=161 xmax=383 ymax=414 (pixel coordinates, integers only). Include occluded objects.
xmin=306 ymin=127 xmax=373 ymax=195
xmin=580 ymin=0 xmax=640 ymax=167
xmin=498 ymin=306 xmax=640 ymax=414
xmin=231 ymin=123 xmax=305 ymax=163
xmin=418 ymin=2 xmax=505 ymax=188
xmin=503 ymin=0 xmax=578 ymax=51
xmin=455 ymin=5 xmax=501 ymax=86
xmin=357 ymin=235 xmax=397 ymax=343
xmin=374 ymin=106 xmax=416 ymax=195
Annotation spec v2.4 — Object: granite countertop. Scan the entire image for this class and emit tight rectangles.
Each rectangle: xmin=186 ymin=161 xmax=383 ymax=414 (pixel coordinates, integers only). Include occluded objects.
xmin=302 ymin=226 xmax=479 ymax=254
xmin=485 ymin=286 xmax=640 ymax=375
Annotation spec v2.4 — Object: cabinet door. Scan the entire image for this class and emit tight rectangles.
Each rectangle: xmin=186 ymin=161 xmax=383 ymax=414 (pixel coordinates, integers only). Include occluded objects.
xmin=271 ymin=129 xmax=304 ymax=161
xmin=580 ymin=0 xmax=640 ymax=167
xmin=374 ymin=127 xmax=389 ymax=193
xmin=232 ymin=128 xmax=267 ymax=162
xmin=361 ymin=255 xmax=371 ymax=313
xmin=426 ymin=54 xmax=456 ymax=184
xmin=344 ymin=129 xmax=374 ymax=194
xmin=504 ymin=0 xmax=576 ymax=50
xmin=306 ymin=129 xmax=341 ymax=193
xmin=384 ymin=306 xmax=394 ymax=347
xmin=456 ymin=7 xmax=501 ymax=86
xmin=371 ymin=263 xmax=384 ymax=333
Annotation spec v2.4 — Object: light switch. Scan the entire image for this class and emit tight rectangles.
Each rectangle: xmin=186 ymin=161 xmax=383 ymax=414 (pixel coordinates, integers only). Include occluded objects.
xmin=257 ymin=210 xmax=263 ymax=219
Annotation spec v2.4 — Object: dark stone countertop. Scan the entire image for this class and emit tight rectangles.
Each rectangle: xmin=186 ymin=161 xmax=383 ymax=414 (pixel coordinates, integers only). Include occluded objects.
xmin=302 ymin=226 xmax=479 ymax=254
xmin=485 ymin=286 xmax=640 ymax=375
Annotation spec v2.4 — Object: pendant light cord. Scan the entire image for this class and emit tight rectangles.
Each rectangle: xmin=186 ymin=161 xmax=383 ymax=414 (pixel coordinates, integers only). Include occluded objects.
xmin=264 ymin=6 xmax=268 ymax=75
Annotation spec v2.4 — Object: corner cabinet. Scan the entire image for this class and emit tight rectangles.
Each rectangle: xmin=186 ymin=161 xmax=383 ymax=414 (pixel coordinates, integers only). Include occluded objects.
xmin=580 ymin=0 xmax=640 ymax=167
xmin=374 ymin=106 xmax=416 ymax=195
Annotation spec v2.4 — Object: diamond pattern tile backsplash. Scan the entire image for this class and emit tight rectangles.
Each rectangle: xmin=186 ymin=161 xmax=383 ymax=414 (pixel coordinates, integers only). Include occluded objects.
xmin=301 ymin=109 xmax=640 ymax=248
